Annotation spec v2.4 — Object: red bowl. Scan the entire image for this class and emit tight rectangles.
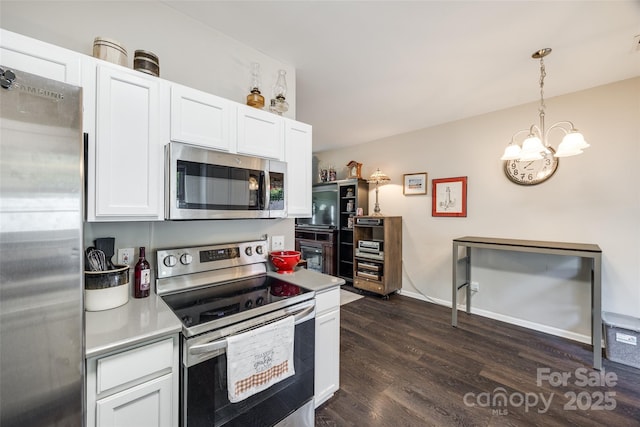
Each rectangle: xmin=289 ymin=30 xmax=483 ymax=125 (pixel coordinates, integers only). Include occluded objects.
xmin=269 ymin=251 xmax=301 ymax=274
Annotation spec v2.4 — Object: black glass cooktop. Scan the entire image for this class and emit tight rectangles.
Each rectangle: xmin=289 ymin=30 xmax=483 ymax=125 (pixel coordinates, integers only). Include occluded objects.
xmin=161 ymin=275 xmax=310 ymax=330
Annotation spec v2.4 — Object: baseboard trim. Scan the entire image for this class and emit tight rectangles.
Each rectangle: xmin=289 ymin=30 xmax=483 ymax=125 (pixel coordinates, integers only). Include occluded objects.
xmin=397 ymin=289 xmax=591 ymax=345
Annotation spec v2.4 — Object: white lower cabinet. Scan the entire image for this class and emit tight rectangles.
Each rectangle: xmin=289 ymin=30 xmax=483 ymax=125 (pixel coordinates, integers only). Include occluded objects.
xmin=87 ymin=336 xmax=179 ymax=427
xmin=96 ymin=373 xmax=173 ymax=427
xmin=314 ymin=287 xmax=340 ymax=408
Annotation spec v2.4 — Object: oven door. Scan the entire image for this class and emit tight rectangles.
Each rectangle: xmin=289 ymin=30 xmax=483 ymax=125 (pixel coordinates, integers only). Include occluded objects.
xmin=166 ymin=142 xmax=270 ymax=220
xmin=299 ymin=245 xmax=323 ymax=273
xmin=182 ymin=301 xmax=315 ymax=427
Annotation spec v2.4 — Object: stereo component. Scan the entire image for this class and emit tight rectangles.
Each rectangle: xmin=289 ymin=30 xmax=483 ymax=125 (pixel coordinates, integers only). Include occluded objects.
xmin=355 ymin=217 xmax=383 ymax=226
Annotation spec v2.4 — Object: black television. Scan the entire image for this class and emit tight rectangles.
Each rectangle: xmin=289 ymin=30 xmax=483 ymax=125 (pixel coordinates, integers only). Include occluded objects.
xmin=296 ymin=184 xmax=338 ymax=228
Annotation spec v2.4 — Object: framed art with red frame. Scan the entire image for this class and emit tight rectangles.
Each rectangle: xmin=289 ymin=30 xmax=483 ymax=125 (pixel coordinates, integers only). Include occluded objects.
xmin=432 ymin=176 xmax=467 ymax=217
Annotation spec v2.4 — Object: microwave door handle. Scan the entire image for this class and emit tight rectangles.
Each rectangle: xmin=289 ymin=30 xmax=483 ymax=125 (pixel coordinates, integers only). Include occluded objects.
xmin=263 ymin=170 xmax=269 ymax=210
xmin=189 ymin=338 xmax=227 ymax=356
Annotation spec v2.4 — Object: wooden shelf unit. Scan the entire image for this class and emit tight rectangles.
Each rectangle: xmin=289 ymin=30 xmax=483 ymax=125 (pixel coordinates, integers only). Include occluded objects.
xmin=353 ymin=216 xmax=402 ymax=297
xmin=337 ymin=179 xmax=368 ymax=283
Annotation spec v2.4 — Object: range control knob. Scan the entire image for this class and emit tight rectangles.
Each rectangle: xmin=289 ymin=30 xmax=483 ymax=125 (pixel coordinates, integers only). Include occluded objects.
xmin=245 ymin=300 xmax=253 ymax=309
xmin=255 ymin=245 xmax=264 ymax=255
xmin=245 ymin=246 xmax=253 ymax=256
xmin=256 ymin=296 xmax=264 ymax=306
xmin=163 ymin=255 xmax=177 ymax=267
xmin=180 ymin=253 xmax=193 ymax=265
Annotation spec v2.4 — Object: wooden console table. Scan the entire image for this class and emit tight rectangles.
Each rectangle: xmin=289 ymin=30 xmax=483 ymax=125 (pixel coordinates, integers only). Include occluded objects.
xmin=451 ymin=236 xmax=602 ymax=370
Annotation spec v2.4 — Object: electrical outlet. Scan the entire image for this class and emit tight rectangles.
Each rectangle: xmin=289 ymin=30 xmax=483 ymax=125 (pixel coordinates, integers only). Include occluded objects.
xmin=117 ymin=248 xmax=134 ymax=266
xmin=470 ymin=282 xmax=479 ymax=292
xmin=271 ymin=235 xmax=285 ymax=251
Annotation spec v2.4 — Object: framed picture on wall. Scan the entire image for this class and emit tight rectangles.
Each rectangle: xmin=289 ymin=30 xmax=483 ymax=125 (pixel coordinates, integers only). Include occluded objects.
xmin=432 ymin=176 xmax=467 ymax=217
xmin=403 ymin=172 xmax=428 ymax=195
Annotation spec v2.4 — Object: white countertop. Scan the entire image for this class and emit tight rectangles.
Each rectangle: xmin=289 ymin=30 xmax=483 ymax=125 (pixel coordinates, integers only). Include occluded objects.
xmin=85 ymin=292 xmax=182 ymax=359
xmin=85 ymin=268 xmax=343 ymax=358
xmin=267 ymin=267 xmax=345 ymax=292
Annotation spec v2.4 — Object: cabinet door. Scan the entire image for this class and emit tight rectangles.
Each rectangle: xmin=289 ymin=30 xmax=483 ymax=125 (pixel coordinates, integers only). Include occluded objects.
xmin=314 ymin=308 xmax=340 ymax=408
xmin=285 ymin=119 xmax=312 ymax=217
xmin=170 ymin=84 xmax=234 ymax=151
xmin=92 ymin=64 xmax=165 ymax=220
xmin=0 ymin=29 xmax=81 ymax=85
xmin=237 ymin=105 xmax=283 ymax=159
xmin=96 ymin=373 xmax=173 ymax=427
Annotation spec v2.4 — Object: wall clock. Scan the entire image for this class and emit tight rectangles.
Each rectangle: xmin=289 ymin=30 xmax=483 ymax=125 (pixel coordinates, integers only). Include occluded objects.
xmin=346 ymin=160 xmax=362 ymax=179
xmin=503 ymin=147 xmax=559 ymax=185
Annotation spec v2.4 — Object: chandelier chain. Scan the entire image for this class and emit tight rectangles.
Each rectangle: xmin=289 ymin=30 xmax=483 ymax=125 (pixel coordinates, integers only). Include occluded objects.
xmin=538 ymin=57 xmax=546 ymax=115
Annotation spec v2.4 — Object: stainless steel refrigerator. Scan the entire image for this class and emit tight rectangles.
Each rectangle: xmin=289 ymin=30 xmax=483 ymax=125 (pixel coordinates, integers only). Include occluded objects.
xmin=0 ymin=67 xmax=84 ymax=426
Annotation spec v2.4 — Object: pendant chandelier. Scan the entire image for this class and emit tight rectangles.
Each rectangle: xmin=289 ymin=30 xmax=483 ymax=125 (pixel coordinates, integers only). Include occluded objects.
xmin=500 ymin=48 xmax=589 ymax=161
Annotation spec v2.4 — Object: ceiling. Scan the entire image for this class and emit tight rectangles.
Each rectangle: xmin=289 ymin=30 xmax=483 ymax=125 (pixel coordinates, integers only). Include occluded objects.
xmin=163 ymin=1 xmax=640 ymax=152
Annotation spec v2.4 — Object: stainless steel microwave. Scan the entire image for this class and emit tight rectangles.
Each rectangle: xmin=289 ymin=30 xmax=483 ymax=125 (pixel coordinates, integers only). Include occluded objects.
xmin=165 ymin=142 xmax=287 ymax=220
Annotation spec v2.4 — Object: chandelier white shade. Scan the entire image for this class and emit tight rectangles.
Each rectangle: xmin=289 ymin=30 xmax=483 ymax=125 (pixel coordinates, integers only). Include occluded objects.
xmin=501 ymin=48 xmax=589 ymax=162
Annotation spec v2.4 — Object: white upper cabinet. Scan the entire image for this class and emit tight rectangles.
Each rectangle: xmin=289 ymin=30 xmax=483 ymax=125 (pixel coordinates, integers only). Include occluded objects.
xmin=237 ymin=104 xmax=284 ymax=160
xmin=0 ymin=29 xmax=82 ymax=85
xmin=5 ymin=29 xmax=313 ymax=221
xmin=284 ymin=118 xmax=312 ymax=217
xmin=170 ymin=83 xmax=235 ymax=152
xmin=86 ymin=60 xmax=167 ymax=221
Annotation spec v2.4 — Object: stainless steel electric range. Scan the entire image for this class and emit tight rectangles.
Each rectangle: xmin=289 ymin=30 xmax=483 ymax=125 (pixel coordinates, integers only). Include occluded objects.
xmin=156 ymin=240 xmax=315 ymax=427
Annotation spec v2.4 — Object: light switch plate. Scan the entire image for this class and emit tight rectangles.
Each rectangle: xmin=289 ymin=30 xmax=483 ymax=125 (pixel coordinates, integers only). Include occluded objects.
xmin=271 ymin=236 xmax=285 ymax=251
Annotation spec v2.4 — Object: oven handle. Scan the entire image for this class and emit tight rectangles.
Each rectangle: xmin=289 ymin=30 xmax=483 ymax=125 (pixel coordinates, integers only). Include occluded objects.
xmin=188 ymin=304 xmax=315 ymax=356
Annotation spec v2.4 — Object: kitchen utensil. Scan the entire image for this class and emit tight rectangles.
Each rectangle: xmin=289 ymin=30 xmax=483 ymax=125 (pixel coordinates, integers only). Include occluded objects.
xmin=94 ymin=237 xmax=116 ymax=270
xmin=85 ymin=247 xmax=106 ymax=271
xmin=84 ymin=265 xmax=130 ymax=311
xmin=269 ymin=251 xmax=301 ymax=274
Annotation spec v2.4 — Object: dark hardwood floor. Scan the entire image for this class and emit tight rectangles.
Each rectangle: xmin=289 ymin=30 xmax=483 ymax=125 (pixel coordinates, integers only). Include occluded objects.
xmin=315 ymin=291 xmax=640 ymax=426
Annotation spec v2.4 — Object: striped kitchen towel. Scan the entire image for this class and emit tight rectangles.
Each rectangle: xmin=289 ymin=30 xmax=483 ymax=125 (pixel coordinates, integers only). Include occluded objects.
xmin=226 ymin=315 xmax=295 ymax=403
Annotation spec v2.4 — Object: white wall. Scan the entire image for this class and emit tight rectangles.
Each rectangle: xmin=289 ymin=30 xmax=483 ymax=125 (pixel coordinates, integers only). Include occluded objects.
xmin=315 ymin=77 xmax=640 ymax=342
xmin=0 ymin=1 xmax=296 ymax=115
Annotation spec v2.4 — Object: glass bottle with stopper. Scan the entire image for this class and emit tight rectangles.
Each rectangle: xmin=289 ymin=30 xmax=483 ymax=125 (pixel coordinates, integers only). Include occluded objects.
xmin=246 ymin=62 xmax=265 ymax=109
xmin=271 ymin=69 xmax=289 ymax=114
